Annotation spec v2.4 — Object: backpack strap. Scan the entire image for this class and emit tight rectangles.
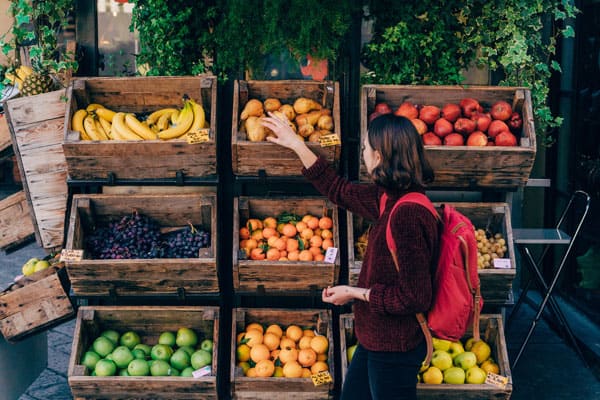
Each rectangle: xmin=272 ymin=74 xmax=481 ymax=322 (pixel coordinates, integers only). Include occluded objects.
xmin=381 ymin=192 xmax=439 ymax=367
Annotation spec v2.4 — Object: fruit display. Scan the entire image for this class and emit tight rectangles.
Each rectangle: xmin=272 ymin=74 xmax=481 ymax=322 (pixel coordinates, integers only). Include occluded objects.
xmin=239 ymin=96 xmax=335 ymax=143
xmin=239 ymin=212 xmax=334 ymax=262
xmin=475 ymin=228 xmax=508 ymax=269
xmin=79 ymin=327 xmax=213 ymax=377
xmin=84 ymin=211 xmax=210 ymax=260
xmin=20 ymin=254 xmax=57 ymax=276
xmin=71 ymin=96 xmax=208 ymax=141
xmin=235 ymin=321 xmax=330 ymax=378
xmin=3 ymin=64 xmax=55 ymax=96
xmin=369 ymin=97 xmax=522 ymax=147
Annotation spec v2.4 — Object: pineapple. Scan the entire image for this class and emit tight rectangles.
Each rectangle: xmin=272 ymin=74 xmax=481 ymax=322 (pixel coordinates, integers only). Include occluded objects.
xmin=21 ymin=72 xmax=54 ymax=96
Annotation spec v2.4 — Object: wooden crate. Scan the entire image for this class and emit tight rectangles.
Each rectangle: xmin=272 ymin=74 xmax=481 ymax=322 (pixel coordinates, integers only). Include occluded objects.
xmin=339 ymin=313 xmax=512 ymax=399
xmin=0 ymin=113 xmax=10 ymax=154
xmin=360 ymin=85 xmax=536 ymax=189
xmin=232 ymin=80 xmax=341 ymax=177
xmin=347 ymin=202 xmax=516 ymax=305
xmin=63 ymin=75 xmax=218 ymax=181
xmin=68 ymin=306 xmax=219 ymax=400
xmin=65 ymin=193 xmax=218 ymax=297
xmin=232 ymin=197 xmax=340 ymax=294
xmin=5 ymin=89 xmax=70 ymax=250
xmin=0 ymin=263 xmax=74 ymax=342
xmin=231 ymin=307 xmax=335 ymax=400
xmin=0 ymin=190 xmax=35 ymax=251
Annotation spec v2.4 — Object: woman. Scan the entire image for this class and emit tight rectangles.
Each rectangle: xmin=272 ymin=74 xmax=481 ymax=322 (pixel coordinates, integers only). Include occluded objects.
xmin=261 ymin=112 xmax=439 ymax=400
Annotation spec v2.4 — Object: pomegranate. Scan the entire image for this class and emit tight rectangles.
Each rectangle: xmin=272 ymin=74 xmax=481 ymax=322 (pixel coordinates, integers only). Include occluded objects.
xmin=433 ymin=118 xmax=454 ymax=138
xmin=443 ymin=133 xmax=465 ymax=146
xmin=471 ymin=112 xmax=492 ymax=132
xmin=494 ymin=131 xmax=518 ymax=146
xmin=466 ymin=131 xmax=488 ymax=147
xmin=488 ymin=120 xmax=510 ymax=138
xmin=422 ymin=132 xmax=442 ymax=145
xmin=374 ymin=102 xmax=392 ymax=114
xmin=419 ymin=105 xmax=441 ymax=125
xmin=490 ymin=100 xmax=512 ymax=121
xmin=394 ymin=102 xmax=419 ymax=119
xmin=508 ymin=111 xmax=523 ymax=133
xmin=454 ymin=118 xmax=476 ymax=134
xmin=441 ymin=103 xmax=462 ymax=123
xmin=459 ymin=98 xmax=482 ymax=118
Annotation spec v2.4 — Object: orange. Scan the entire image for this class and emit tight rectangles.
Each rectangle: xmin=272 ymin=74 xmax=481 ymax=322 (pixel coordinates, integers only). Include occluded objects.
xmin=298 ymin=335 xmax=312 ymax=350
xmin=286 ymin=325 xmax=303 ymax=342
xmin=263 ymin=332 xmax=281 ymax=351
xmin=239 ymin=227 xmax=250 ymax=239
xmin=266 ymin=324 xmax=283 ymax=337
xmin=300 ymin=228 xmax=314 ymax=240
xmin=278 ymin=256 xmax=288 ymax=261
xmin=306 ymin=216 xmax=320 ymax=230
xmin=282 ymin=223 xmax=297 ymax=238
xmin=303 ymin=329 xmax=315 ymax=338
xmin=267 ymin=236 xmax=279 ymax=248
xmin=250 ymin=247 xmax=266 ymax=260
xmin=270 ymin=349 xmax=280 ymax=361
xmin=301 ymin=368 xmax=312 ymax=378
xmin=243 ymin=329 xmax=263 ymax=347
xmin=240 ymin=239 xmax=249 ymax=249
xmin=246 ymin=218 xmax=263 ymax=231
xmin=279 ymin=346 xmax=298 ymax=364
xmin=310 ymin=335 xmax=329 ymax=354
xmin=263 ymin=216 xmax=277 ymax=229
xmin=298 ymin=348 xmax=317 ymax=367
xmin=321 ymin=229 xmax=333 ymax=240
xmin=314 ymin=253 xmax=325 ymax=262
xmin=266 ymin=248 xmax=281 ymax=261
xmin=283 ymin=360 xmax=303 ymax=378
xmin=279 ymin=250 xmax=287 ymax=258
xmin=262 ymin=227 xmax=278 ymax=239
xmin=286 ymin=238 xmax=299 ymax=252
xmin=317 ymin=353 xmax=328 ymax=362
xmin=238 ymin=361 xmax=251 ymax=375
xmin=244 ymin=238 xmax=258 ymax=251
xmin=287 ymin=250 xmax=300 ymax=261
xmin=295 ymin=221 xmax=308 ymax=232
xmin=250 ymin=343 xmax=271 ymax=363
xmin=246 ymin=367 xmax=257 ymax=377
xmin=322 ymin=238 xmax=334 ymax=250
xmin=276 ymin=222 xmax=286 ymax=234
xmin=250 ymin=229 xmax=264 ymax=241
xmin=273 ymin=237 xmax=287 ymax=251
xmin=309 ymin=235 xmax=323 ymax=248
xmin=298 ymin=249 xmax=313 ymax=261
xmin=237 ymin=344 xmax=251 ymax=362
xmin=279 ymin=336 xmax=296 ymax=349
xmin=309 ymin=246 xmax=322 ymax=257
xmin=255 ymin=359 xmax=275 ymax=377
xmin=301 ymin=214 xmax=313 ymax=224
xmin=246 ymin=322 xmax=264 ymax=333
xmin=237 ymin=331 xmax=246 ymax=344
xmin=311 ymin=361 xmax=329 ymax=374
xmin=318 ymin=216 xmax=333 ymax=230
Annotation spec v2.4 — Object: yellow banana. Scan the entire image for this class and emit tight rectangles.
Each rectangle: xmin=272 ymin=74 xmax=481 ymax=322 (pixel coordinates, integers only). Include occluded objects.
xmin=98 ymin=117 xmax=113 ymax=139
xmin=4 ymin=72 xmax=23 ymax=90
xmin=93 ymin=117 xmax=109 ymax=140
xmin=86 ymin=103 xmax=105 ymax=112
xmin=95 ymin=107 xmax=116 ymax=123
xmin=16 ymin=66 xmax=33 ymax=81
xmin=158 ymin=101 xmax=194 ymax=140
xmin=145 ymin=107 xmax=179 ymax=125
xmin=72 ymin=109 xmax=90 ymax=140
xmin=156 ymin=110 xmax=178 ymax=131
xmin=112 ymin=112 xmax=143 ymax=141
xmin=187 ymin=99 xmax=206 ymax=134
xmin=83 ymin=115 xmax=104 ymax=140
xmin=125 ymin=113 xmax=157 ymax=140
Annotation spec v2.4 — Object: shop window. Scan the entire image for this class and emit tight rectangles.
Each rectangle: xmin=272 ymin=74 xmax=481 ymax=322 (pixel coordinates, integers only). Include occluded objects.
xmin=97 ymin=0 xmax=138 ymax=76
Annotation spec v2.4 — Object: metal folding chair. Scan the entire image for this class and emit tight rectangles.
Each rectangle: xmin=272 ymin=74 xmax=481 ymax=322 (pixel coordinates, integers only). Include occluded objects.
xmin=507 ymin=190 xmax=591 ymax=368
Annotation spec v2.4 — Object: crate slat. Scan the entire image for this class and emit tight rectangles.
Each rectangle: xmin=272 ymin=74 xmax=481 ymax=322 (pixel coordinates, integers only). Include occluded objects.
xmin=0 ymin=190 xmax=35 ymax=251
xmin=360 ymin=85 xmax=536 ymax=189
xmin=0 ymin=114 xmax=11 ymax=153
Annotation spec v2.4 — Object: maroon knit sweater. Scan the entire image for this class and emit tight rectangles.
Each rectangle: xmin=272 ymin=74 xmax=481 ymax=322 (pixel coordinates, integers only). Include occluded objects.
xmin=303 ymin=157 xmax=439 ymax=352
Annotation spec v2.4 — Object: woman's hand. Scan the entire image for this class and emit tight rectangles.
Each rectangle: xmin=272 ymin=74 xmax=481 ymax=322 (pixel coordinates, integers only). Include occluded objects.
xmin=322 ymin=285 xmax=368 ymax=306
xmin=261 ymin=112 xmax=318 ymax=168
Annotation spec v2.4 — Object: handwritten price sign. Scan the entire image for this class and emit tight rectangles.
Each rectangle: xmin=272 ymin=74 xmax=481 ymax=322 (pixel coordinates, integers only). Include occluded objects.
xmin=319 ymin=134 xmax=341 ymax=147
xmin=311 ymin=370 xmax=333 ymax=386
xmin=187 ymin=128 xmax=210 ymax=144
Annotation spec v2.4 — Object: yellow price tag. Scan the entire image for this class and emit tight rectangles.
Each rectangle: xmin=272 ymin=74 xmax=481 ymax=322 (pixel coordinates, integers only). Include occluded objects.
xmin=319 ymin=134 xmax=341 ymax=147
xmin=311 ymin=370 xmax=333 ymax=386
xmin=485 ymin=372 xmax=508 ymax=389
xmin=60 ymin=249 xmax=83 ymax=262
xmin=187 ymin=128 xmax=210 ymax=144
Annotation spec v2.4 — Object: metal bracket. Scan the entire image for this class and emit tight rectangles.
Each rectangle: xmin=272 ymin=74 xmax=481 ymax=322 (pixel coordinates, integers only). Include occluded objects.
xmin=176 ymin=170 xmax=185 ymax=185
xmin=106 ymin=171 xmax=116 ymax=186
xmin=177 ymin=287 xmax=186 ymax=301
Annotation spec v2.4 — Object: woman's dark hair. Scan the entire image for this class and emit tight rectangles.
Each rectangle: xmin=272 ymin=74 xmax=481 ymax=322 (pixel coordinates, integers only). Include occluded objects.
xmin=367 ymin=113 xmax=434 ymax=190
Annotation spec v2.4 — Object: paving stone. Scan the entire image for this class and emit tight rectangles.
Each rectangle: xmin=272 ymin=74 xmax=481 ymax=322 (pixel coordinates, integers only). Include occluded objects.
xmin=48 ymin=330 xmax=73 ymax=348
xmin=26 ymin=380 xmax=73 ymax=400
xmin=51 ymin=320 xmax=76 ymax=337
xmin=18 ymin=393 xmax=38 ymax=400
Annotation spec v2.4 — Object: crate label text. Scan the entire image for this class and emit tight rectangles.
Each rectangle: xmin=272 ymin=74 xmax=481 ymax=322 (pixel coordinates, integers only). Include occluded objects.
xmin=187 ymin=128 xmax=210 ymax=144
xmin=324 ymin=247 xmax=338 ymax=263
xmin=485 ymin=372 xmax=508 ymax=389
xmin=311 ymin=370 xmax=333 ymax=386
xmin=319 ymin=134 xmax=341 ymax=147
xmin=60 ymin=249 xmax=83 ymax=262
xmin=493 ymin=258 xmax=512 ymax=269
xmin=192 ymin=365 xmax=211 ymax=378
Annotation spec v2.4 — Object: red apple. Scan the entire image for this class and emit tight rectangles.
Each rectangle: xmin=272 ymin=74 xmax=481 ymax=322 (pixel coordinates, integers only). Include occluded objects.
xmin=466 ymin=131 xmax=488 ymax=146
xmin=471 ymin=112 xmax=492 ymax=132
xmin=395 ymin=102 xmax=419 ymax=119
xmin=495 ymin=131 xmax=518 ymax=146
xmin=454 ymin=118 xmax=476 ymax=134
xmin=488 ymin=120 xmax=510 ymax=138
xmin=459 ymin=98 xmax=481 ymax=118
xmin=490 ymin=100 xmax=512 ymax=121
xmin=422 ymin=132 xmax=442 ymax=145
xmin=433 ymin=118 xmax=454 ymax=138
xmin=369 ymin=111 xmax=382 ymax=123
xmin=411 ymin=118 xmax=428 ymax=135
xmin=419 ymin=105 xmax=441 ymax=125
xmin=441 ymin=103 xmax=462 ymax=123
xmin=374 ymin=102 xmax=392 ymax=115
xmin=508 ymin=111 xmax=523 ymax=133
xmin=443 ymin=133 xmax=465 ymax=146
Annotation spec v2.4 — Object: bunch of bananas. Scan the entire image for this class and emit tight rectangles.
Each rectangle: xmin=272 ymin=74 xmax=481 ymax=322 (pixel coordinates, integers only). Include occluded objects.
xmin=71 ymin=97 xmax=208 ymax=141
xmin=3 ymin=65 xmax=34 ymax=91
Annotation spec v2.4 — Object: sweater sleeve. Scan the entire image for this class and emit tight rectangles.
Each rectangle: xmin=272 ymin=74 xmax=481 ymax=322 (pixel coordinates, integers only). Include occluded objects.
xmin=368 ymin=203 xmax=437 ymax=316
xmin=302 ymin=156 xmax=381 ymax=221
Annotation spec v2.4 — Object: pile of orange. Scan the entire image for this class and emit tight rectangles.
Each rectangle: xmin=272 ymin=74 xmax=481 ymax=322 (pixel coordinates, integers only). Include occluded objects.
xmin=239 ymin=214 xmax=334 ymax=261
xmin=236 ymin=322 xmax=330 ymax=378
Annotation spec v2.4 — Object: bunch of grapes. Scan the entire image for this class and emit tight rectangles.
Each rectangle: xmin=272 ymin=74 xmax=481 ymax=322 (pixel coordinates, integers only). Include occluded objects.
xmin=156 ymin=226 xmax=211 ymax=258
xmin=474 ymin=228 xmax=508 ymax=269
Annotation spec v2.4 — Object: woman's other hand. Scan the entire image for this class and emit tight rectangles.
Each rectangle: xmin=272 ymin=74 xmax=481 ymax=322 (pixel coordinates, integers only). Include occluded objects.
xmin=322 ymin=285 xmax=367 ymax=306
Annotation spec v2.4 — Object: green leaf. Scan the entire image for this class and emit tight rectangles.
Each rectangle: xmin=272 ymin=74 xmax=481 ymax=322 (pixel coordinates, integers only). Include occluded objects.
xmin=550 ymin=61 xmax=562 ymax=72
xmin=562 ymin=25 xmax=575 ymax=38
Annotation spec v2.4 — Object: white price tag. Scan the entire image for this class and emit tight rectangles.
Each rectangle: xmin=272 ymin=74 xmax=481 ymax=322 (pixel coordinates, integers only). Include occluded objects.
xmin=186 ymin=128 xmax=210 ymax=144
xmin=60 ymin=249 xmax=83 ymax=262
xmin=324 ymin=247 xmax=338 ymax=264
xmin=493 ymin=258 xmax=512 ymax=269
xmin=485 ymin=372 xmax=508 ymax=389
xmin=319 ymin=134 xmax=341 ymax=147
xmin=192 ymin=365 xmax=211 ymax=378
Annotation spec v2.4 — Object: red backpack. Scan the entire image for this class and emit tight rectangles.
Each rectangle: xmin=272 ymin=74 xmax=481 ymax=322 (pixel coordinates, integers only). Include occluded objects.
xmin=380 ymin=192 xmax=483 ymax=366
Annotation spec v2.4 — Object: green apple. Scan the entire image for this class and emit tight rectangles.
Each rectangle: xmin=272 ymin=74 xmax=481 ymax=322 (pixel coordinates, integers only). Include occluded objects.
xmin=466 ymin=366 xmax=487 ymax=384
xmin=33 ymin=260 xmax=50 ymax=272
xmin=118 ymin=368 xmax=130 ymax=376
xmin=120 ymin=331 xmax=141 ymax=349
xmin=81 ymin=350 xmax=101 ymax=371
xmin=22 ymin=258 xmax=38 ymax=276
xmin=432 ymin=337 xmax=452 ymax=352
xmin=464 ymin=337 xmax=476 ymax=351
xmin=132 ymin=348 xmax=147 ymax=360
xmin=180 ymin=367 xmax=195 ymax=377
xmin=169 ymin=367 xmax=180 ymax=376
xmin=347 ymin=344 xmax=357 ymax=363
xmin=454 ymin=351 xmax=477 ymax=370
xmin=111 ymin=346 xmax=134 ymax=369
xmin=105 ymin=353 xmax=114 ymax=361
xmin=133 ymin=343 xmax=152 ymax=356
xmin=151 ymin=343 xmax=174 ymax=361
xmin=470 ymin=340 xmax=492 ymax=364
xmin=190 ymin=349 xmax=212 ymax=369
xmin=200 ymin=339 xmax=213 ymax=353
xmin=448 ymin=341 xmax=465 ymax=359
xmin=443 ymin=366 xmax=465 ymax=384
xmin=150 ymin=359 xmax=172 ymax=376
xmin=176 ymin=327 xmax=198 ymax=348
xmin=159 ymin=331 xmax=176 ymax=347
xmin=127 ymin=358 xmax=150 ymax=376
xmin=92 ymin=336 xmax=116 ymax=358
xmin=94 ymin=359 xmax=117 ymax=377
xmin=430 ymin=350 xmax=453 ymax=371
xmin=178 ymin=345 xmax=195 ymax=357
xmin=170 ymin=348 xmax=191 ymax=371
xmin=100 ymin=329 xmax=120 ymax=345
xmin=422 ymin=366 xmax=443 ymax=384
